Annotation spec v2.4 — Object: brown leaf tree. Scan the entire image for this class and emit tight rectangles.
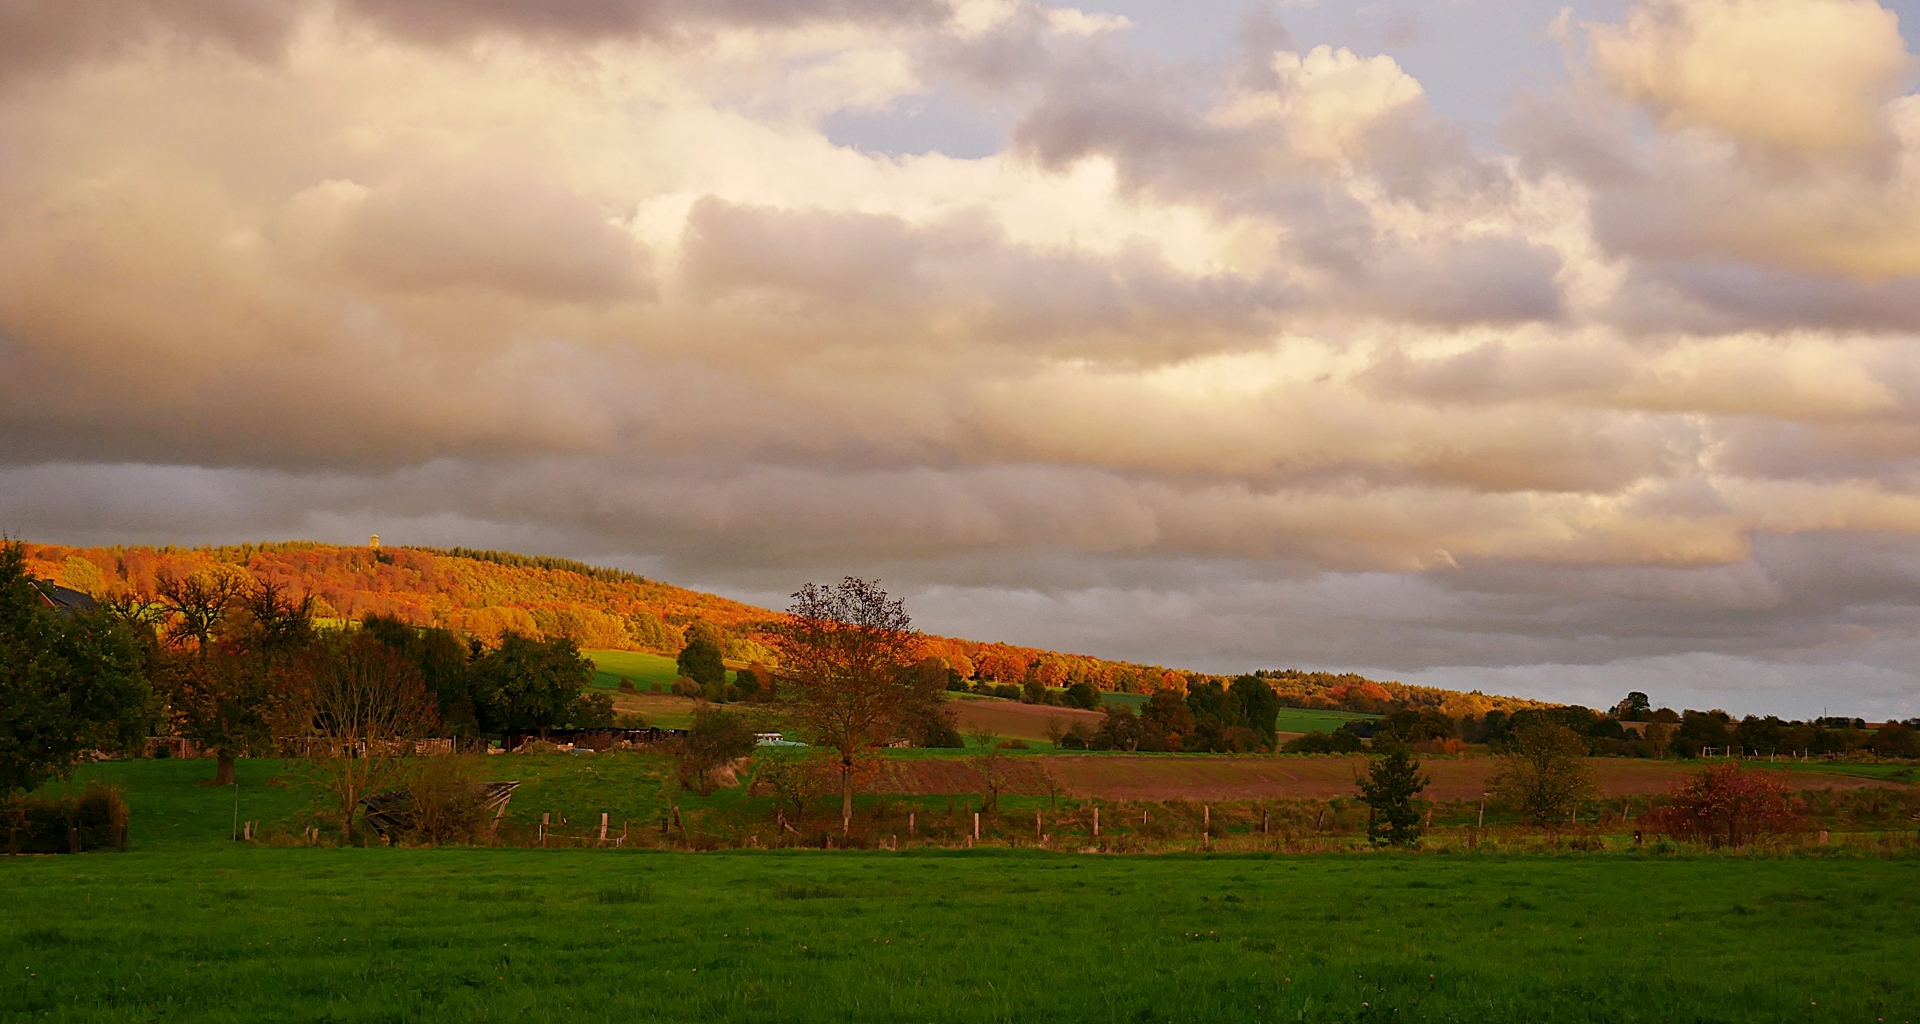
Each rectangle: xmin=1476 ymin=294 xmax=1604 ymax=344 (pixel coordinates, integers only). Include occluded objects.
xmin=770 ymin=577 xmax=923 ymax=834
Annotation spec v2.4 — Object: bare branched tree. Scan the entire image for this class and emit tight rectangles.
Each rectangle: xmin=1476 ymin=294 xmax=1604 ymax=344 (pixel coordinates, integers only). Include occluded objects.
xmin=770 ymin=577 xmax=923 ymax=834
xmin=157 ymin=565 xmax=252 ymax=654
xmin=282 ymin=633 xmax=439 ymax=839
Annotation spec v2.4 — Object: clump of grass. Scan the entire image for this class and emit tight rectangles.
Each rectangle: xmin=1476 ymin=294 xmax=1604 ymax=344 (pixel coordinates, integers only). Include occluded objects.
xmin=19 ymin=927 xmax=72 ymax=947
xmin=774 ymin=883 xmax=842 ymax=900
xmin=456 ymin=886 xmax=537 ymax=903
xmin=596 ymin=883 xmax=653 ymax=904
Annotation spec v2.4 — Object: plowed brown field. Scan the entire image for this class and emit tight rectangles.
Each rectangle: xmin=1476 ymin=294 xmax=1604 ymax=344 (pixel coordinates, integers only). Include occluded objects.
xmin=951 ymin=699 xmax=1105 ymax=740
xmin=870 ymin=755 xmax=1899 ymax=801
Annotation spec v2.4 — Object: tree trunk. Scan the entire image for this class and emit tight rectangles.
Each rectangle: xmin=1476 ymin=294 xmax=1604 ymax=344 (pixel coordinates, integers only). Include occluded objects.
xmin=841 ymin=756 xmax=854 ymax=835
xmin=214 ymin=752 xmax=236 ymax=786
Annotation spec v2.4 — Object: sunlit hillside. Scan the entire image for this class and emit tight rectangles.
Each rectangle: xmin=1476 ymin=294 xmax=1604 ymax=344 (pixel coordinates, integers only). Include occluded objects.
xmin=20 ymin=540 xmax=1549 ymax=715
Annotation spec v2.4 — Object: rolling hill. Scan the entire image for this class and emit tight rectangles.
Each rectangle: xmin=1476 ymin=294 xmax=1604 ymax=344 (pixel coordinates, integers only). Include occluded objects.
xmin=18 ymin=540 xmax=1550 ymax=716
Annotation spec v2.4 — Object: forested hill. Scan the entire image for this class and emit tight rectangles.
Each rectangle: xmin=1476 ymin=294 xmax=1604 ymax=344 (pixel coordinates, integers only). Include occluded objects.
xmin=20 ymin=540 xmax=1550 ymax=716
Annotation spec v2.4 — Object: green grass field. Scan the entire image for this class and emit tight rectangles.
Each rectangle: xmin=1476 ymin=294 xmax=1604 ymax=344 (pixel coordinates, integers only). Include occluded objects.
xmin=1754 ymin=761 xmax=1920 ymax=783
xmin=1272 ymin=708 xmax=1379 ymax=734
xmin=586 ymin=649 xmax=705 ymax=691
xmin=4 ymin=844 xmax=1916 ymax=1023
xmin=10 ymin=758 xmax=1919 ymax=1022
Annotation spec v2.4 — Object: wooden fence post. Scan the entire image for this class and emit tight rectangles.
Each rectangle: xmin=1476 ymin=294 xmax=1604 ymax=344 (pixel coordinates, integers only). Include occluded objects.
xmin=974 ymin=812 xmax=981 ymax=841
xmin=910 ymin=812 xmax=916 ymax=836
xmin=599 ymin=813 xmax=609 ymax=842
xmin=1093 ymin=806 xmax=1099 ymax=837
xmin=1036 ymin=810 xmax=1042 ymax=839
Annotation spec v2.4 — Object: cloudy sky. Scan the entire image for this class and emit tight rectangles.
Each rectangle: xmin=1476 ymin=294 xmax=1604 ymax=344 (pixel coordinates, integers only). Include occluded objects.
xmin=4 ymin=0 xmax=1920 ymax=718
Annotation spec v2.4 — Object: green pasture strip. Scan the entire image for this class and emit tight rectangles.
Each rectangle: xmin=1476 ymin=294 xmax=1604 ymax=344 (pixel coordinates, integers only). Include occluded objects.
xmin=585 ymin=649 xmax=690 ymax=690
xmin=1742 ymin=760 xmax=1919 ymax=782
xmin=4 ymin=850 xmax=1917 ymax=1024
xmin=47 ymin=757 xmax=1920 ymax=863
xmin=1273 ymin=708 xmax=1378 ymax=734
xmin=40 ymin=758 xmax=699 ymax=849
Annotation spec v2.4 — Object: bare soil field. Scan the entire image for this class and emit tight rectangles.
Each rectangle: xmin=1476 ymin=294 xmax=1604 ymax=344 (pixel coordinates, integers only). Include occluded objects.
xmin=868 ymin=754 xmax=1903 ymax=801
xmin=951 ymin=699 xmax=1105 ymax=741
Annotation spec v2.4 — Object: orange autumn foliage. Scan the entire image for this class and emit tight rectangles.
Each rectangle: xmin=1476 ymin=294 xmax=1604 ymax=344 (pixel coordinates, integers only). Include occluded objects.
xmin=19 ymin=540 xmax=1548 ymax=715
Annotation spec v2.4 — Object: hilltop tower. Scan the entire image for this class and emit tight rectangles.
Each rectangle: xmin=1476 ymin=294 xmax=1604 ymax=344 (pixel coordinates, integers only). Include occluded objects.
xmin=369 ymin=534 xmax=380 ymax=550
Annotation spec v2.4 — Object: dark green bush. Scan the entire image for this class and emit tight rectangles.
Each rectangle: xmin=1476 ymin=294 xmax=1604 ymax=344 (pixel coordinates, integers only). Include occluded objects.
xmin=3 ymin=782 xmax=128 ymax=854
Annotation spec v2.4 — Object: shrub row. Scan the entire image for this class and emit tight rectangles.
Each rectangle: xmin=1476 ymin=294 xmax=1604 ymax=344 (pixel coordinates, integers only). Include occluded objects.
xmin=3 ymin=783 xmax=128 ymax=854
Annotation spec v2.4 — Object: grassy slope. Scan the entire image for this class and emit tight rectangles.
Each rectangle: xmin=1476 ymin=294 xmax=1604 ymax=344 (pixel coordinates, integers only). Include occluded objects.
xmin=3 ymin=844 xmax=1917 ymax=1023
xmin=587 ymin=649 xmax=685 ymax=690
xmin=1274 ymin=708 xmax=1379 ymax=734
xmin=586 ymin=649 xmax=741 ymax=691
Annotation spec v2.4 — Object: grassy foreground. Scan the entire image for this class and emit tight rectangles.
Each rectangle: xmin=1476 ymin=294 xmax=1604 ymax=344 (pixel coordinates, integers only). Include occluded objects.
xmin=3 ymin=847 xmax=1916 ymax=1023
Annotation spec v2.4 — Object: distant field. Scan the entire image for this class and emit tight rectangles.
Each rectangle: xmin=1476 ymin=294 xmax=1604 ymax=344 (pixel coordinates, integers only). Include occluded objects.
xmin=585 ymin=649 xmax=688 ymax=690
xmin=1760 ymin=760 xmax=1920 ymax=783
xmin=1273 ymin=707 xmax=1378 ymax=733
xmin=605 ymin=691 xmax=703 ymax=729
xmin=951 ymin=699 xmax=1105 ymax=743
xmin=4 ymin=844 xmax=1917 ymax=1023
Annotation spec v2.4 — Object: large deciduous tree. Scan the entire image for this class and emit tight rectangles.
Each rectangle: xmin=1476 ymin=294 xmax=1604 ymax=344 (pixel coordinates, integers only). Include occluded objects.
xmin=771 ymin=577 xmax=924 ymax=834
xmin=676 ymin=631 xmax=727 ymax=696
xmin=155 ymin=569 xmax=315 ymax=785
xmin=358 ymin=614 xmax=480 ymax=741
xmin=1491 ymin=723 xmax=1598 ymax=826
xmin=1229 ymin=674 xmax=1281 ymax=747
xmin=467 ymin=632 xmax=604 ymax=740
xmin=0 ymin=542 xmax=152 ymax=799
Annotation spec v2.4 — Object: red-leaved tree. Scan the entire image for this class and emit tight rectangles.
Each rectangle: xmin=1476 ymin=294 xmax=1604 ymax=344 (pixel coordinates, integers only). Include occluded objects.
xmin=1645 ymin=763 xmax=1801 ymax=847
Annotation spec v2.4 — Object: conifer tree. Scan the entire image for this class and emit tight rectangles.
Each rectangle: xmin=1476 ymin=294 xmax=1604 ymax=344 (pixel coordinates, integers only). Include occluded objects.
xmin=1359 ymin=741 xmax=1429 ymax=847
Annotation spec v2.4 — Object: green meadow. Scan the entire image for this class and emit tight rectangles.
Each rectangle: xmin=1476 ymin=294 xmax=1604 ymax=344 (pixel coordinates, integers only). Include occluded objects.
xmin=5 ymin=758 xmax=1917 ymax=1023
xmin=4 ymin=844 xmax=1916 ymax=1023
xmin=586 ymin=649 xmax=702 ymax=691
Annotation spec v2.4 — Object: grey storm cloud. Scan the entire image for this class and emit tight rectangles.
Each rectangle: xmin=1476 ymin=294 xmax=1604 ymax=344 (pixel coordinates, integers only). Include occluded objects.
xmin=0 ymin=0 xmax=298 ymax=84
xmin=3 ymin=0 xmax=1920 ymax=715
xmin=0 ymin=0 xmax=952 ymax=85
xmin=340 ymin=0 xmax=952 ymax=44
xmin=679 ymin=198 xmax=1293 ymax=355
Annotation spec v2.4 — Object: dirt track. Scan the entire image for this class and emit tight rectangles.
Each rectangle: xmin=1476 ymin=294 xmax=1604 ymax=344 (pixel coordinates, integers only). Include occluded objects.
xmin=871 ymin=755 xmax=1900 ymax=801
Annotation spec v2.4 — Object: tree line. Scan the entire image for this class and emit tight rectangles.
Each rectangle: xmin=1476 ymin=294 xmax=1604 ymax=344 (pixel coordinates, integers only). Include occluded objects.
xmin=0 ymin=542 xmax=611 ymax=804
xmin=1286 ymin=693 xmax=1917 ymax=761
